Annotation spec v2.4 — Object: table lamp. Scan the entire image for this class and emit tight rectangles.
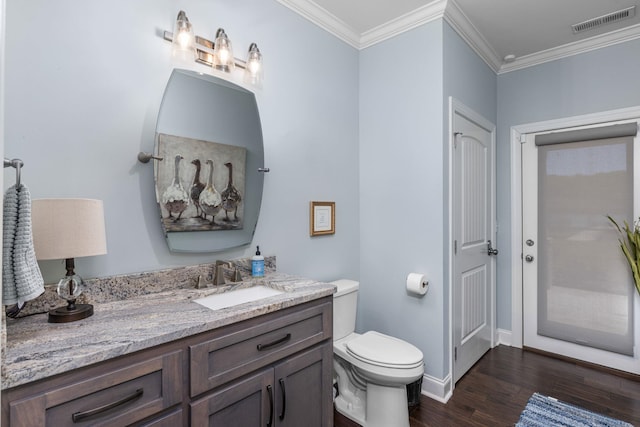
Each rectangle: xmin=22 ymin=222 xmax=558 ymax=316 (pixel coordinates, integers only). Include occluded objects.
xmin=31 ymin=199 xmax=107 ymax=323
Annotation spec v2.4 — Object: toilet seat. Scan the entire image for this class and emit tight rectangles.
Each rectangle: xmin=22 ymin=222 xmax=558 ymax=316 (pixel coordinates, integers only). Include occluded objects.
xmin=346 ymin=331 xmax=423 ymax=369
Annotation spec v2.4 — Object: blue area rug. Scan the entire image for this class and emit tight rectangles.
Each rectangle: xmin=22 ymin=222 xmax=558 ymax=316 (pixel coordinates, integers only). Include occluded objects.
xmin=516 ymin=393 xmax=633 ymax=427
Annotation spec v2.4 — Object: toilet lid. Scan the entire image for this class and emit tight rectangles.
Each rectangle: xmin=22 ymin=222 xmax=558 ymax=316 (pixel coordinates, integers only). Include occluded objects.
xmin=346 ymin=331 xmax=423 ymax=368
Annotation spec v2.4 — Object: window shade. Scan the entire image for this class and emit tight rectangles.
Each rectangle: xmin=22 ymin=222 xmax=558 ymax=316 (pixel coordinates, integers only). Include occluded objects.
xmin=536 ymin=135 xmax=635 ymax=356
xmin=535 ymin=122 xmax=638 ymax=146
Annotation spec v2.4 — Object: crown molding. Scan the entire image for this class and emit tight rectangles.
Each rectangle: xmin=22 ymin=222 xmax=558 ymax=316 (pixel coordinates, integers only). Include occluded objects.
xmin=276 ymin=0 xmax=360 ymax=48
xmin=359 ymin=0 xmax=447 ymax=49
xmin=277 ymin=0 xmax=447 ymax=49
xmin=498 ymin=22 xmax=640 ymax=74
xmin=443 ymin=0 xmax=502 ymax=72
xmin=278 ymin=0 xmax=640 ymax=73
xmin=275 ymin=0 xmax=502 ymax=65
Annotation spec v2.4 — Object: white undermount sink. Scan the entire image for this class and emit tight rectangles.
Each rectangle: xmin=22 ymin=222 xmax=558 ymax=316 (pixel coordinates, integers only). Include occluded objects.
xmin=194 ymin=286 xmax=284 ymax=311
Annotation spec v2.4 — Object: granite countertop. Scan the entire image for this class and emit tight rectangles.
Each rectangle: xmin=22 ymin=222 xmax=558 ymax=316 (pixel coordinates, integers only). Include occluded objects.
xmin=2 ymin=272 xmax=335 ymax=390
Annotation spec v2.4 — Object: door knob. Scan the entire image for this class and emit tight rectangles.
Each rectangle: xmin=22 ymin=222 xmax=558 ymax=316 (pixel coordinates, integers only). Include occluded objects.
xmin=525 ymin=255 xmax=534 ymax=262
xmin=487 ymin=240 xmax=499 ymax=256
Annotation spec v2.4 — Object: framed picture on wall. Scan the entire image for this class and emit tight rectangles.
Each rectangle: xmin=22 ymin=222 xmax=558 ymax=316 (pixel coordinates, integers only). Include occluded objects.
xmin=156 ymin=133 xmax=246 ymax=233
xmin=310 ymin=201 xmax=335 ymax=236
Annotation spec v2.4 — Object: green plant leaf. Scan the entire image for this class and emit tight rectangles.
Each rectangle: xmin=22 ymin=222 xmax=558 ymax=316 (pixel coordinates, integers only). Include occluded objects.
xmin=607 ymin=215 xmax=622 ymax=233
xmin=607 ymin=214 xmax=640 ymax=297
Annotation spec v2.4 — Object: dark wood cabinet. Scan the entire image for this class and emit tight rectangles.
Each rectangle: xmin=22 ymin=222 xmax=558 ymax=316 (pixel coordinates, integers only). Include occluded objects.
xmin=190 ymin=300 xmax=333 ymax=426
xmin=191 ymin=344 xmax=332 ymax=426
xmin=190 ymin=301 xmax=331 ymax=396
xmin=2 ymin=297 xmax=333 ymax=427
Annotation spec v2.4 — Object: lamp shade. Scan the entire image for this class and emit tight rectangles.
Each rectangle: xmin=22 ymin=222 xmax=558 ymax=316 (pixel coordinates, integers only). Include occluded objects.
xmin=32 ymin=199 xmax=107 ymax=260
xmin=213 ymin=28 xmax=235 ymax=71
xmin=244 ymin=43 xmax=263 ymax=87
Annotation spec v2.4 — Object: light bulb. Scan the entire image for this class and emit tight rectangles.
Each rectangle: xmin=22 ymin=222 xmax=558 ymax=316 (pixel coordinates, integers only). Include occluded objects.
xmin=177 ymin=30 xmax=192 ymax=49
xmin=218 ymin=47 xmax=231 ymax=64
xmin=248 ymin=59 xmax=261 ymax=75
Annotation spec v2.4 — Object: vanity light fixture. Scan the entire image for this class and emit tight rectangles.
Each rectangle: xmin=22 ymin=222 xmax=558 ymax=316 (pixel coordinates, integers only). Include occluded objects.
xmin=163 ymin=11 xmax=264 ymax=87
xmin=31 ymin=199 xmax=108 ymax=323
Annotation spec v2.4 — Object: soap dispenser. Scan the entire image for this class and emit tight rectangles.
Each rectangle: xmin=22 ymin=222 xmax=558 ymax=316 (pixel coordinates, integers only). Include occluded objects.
xmin=252 ymin=246 xmax=264 ymax=277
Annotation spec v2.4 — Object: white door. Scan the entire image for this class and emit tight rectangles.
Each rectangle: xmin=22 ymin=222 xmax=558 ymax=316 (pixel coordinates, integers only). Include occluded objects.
xmin=522 ymin=124 xmax=640 ymax=374
xmin=452 ymin=101 xmax=496 ymax=383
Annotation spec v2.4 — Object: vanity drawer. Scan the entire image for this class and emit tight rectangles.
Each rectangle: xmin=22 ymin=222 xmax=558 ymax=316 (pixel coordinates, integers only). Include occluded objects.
xmin=8 ymin=350 xmax=183 ymax=427
xmin=190 ymin=301 xmax=331 ymax=396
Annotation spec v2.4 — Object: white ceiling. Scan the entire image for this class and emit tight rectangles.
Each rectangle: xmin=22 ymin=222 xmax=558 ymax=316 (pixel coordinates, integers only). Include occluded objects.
xmin=277 ymin=0 xmax=640 ymax=73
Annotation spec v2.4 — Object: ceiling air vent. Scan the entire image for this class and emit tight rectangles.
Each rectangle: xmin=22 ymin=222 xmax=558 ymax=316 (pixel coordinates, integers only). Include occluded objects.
xmin=572 ymin=6 xmax=636 ymax=34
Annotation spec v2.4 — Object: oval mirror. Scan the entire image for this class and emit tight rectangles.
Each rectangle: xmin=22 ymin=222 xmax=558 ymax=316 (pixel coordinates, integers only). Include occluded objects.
xmin=154 ymin=69 xmax=264 ymax=253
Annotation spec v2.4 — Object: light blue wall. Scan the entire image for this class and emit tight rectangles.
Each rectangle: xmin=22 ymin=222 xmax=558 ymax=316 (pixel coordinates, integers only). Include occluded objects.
xmin=359 ymin=20 xmax=446 ymax=378
xmin=496 ymin=38 xmax=640 ymax=330
xmin=4 ymin=0 xmax=360 ymax=283
xmin=443 ymin=24 xmax=497 ymax=126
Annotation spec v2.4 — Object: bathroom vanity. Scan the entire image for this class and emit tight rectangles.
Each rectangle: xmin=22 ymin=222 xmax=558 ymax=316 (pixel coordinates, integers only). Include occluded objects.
xmin=1 ymin=273 xmax=335 ymax=426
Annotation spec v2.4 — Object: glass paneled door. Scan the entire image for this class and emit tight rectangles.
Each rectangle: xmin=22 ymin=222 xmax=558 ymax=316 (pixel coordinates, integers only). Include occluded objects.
xmin=522 ymin=123 xmax=639 ymax=373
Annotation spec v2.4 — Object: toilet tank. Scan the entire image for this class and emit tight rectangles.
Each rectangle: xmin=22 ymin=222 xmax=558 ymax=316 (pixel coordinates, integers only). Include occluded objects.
xmin=331 ymin=279 xmax=359 ymax=341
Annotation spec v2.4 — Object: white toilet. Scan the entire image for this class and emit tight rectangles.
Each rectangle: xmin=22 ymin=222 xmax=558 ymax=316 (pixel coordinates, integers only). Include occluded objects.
xmin=331 ymin=279 xmax=424 ymax=427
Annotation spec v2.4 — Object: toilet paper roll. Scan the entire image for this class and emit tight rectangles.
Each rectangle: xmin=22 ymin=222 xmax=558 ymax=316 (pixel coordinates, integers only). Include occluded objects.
xmin=406 ymin=273 xmax=428 ymax=296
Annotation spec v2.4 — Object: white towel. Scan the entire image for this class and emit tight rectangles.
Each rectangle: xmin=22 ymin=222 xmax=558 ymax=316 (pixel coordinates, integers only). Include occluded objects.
xmin=3 ymin=184 xmax=44 ymax=306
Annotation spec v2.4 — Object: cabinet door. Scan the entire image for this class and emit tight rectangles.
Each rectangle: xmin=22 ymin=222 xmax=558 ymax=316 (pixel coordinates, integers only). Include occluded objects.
xmin=191 ymin=368 xmax=274 ymax=426
xmin=274 ymin=344 xmax=333 ymax=427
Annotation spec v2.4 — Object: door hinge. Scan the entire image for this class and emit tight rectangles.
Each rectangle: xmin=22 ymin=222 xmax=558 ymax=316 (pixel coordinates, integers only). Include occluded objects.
xmin=454 ymin=240 xmax=457 ymax=255
xmin=453 ymin=132 xmax=462 ymax=149
xmin=519 ymin=133 xmax=526 ymax=144
xmin=454 ymin=346 xmax=457 ymax=361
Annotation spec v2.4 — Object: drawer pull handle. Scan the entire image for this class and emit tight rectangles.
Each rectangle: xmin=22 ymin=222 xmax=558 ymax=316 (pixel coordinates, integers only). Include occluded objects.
xmin=71 ymin=388 xmax=144 ymax=423
xmin=257 ymin=333 xmax=291 ymax=351
xmin=266 ymin=384 xmax=274 ymax=427
xmin=279 ymin=378 xmax=286 ymax=420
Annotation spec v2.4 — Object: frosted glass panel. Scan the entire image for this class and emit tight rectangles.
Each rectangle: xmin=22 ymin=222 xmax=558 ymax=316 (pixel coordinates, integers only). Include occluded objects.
xmin=537 ymin=136 xmax=634 ymax=356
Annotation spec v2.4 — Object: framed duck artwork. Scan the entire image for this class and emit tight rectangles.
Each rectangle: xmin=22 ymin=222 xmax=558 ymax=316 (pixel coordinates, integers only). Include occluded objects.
xmin=154 ymin=133 xmax=246 ymax=233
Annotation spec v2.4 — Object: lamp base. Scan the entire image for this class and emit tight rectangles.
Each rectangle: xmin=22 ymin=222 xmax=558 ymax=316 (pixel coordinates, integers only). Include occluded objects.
xmin=48 ymin=303 xmax=94 ymax=323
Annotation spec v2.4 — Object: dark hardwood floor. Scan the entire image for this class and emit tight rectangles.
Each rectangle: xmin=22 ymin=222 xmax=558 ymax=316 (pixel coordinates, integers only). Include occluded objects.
xmin=334 ymin=345 xmax=640 ymax=426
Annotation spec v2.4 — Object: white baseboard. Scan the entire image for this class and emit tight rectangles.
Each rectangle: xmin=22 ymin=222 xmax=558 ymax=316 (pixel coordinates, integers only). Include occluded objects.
xmin=496 ymin=328 xmax=513 ymax=347
xmin=420 ymin=373 xmax=452 ymax=403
